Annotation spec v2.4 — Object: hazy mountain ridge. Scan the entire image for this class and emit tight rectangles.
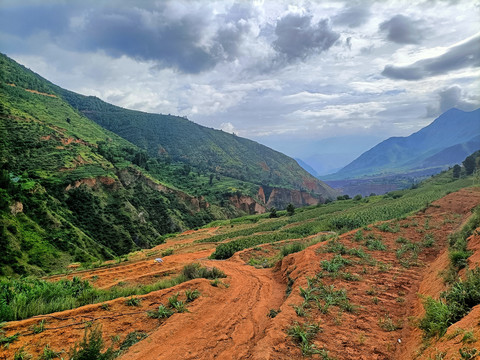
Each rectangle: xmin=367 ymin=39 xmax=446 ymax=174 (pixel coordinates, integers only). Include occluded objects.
xmin=327 ymin=108 xmax=480 ymax=180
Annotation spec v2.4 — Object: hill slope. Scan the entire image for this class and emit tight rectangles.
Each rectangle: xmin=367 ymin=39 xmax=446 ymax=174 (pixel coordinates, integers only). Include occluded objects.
xmin=327 ymin=108 xmax=480 ymax=180
xmin=0 ymin=53 xmax=337 ymax=275
xmin=56 ymin=87 xmax=336 ymax=199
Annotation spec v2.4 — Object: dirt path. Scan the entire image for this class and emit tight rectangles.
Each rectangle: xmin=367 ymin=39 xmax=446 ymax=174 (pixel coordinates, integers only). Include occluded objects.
xmin=121 ymin=257 xmax=285 ymax=360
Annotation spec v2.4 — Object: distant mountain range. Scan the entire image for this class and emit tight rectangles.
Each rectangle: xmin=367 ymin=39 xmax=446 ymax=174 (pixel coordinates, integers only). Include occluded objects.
xmin=324 ymin=108 xmax=480 ymax=181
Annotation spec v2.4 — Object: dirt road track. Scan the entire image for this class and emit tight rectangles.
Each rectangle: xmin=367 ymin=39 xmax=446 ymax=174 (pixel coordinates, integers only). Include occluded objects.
xmin=121 ymin=256 xmax=285 ymax=360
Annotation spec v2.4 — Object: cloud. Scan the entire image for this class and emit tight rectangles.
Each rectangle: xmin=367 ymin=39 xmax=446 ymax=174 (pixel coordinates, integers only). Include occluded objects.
xmin=220 ymin=122 xmax=236 ymax=134
xmin=382 ymin=33 xmax=480 ymax=80
xmin=272 ymin=13 xmax=339 ymax=61
xmin=333 ymin=5 xmax=371 ymax=28
xmin=379 ymin=15 xmax=424 ymax=44
xmin=426 ymin=85 xmax=479 ymax=116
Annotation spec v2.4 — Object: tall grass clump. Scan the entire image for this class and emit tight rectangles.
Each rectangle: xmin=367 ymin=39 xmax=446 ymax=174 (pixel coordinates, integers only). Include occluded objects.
xmin=0 ymin=264 xmax=224 ymax=321
xmin=420 ymin=268 xmax=480 ymax=338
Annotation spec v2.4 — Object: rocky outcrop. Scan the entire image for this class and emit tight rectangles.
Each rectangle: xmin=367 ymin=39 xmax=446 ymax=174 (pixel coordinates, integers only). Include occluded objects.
xmin=228 ymin=185 xmax=328 ymax=215
xmin=229 ymin=195 xmax=267 ymax=214
xmin=266 ymin=187 xmax=321 ymax=209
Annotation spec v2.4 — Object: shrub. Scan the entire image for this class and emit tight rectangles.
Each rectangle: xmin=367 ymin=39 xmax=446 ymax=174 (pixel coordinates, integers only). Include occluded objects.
xmin=69 ymin=326 xmax=116 ymax=360
xmin=281 ymin=242 xmax=305 ymax=257
xmin=181 ymin=263 xmax=226 ymax=280
xmin=148 ymin=304 xmax=174 ymax=319
xmin=119 ymin=331 xmax=148 ymax=351
xmin=125 ymin=297 xmax=141 ymax=307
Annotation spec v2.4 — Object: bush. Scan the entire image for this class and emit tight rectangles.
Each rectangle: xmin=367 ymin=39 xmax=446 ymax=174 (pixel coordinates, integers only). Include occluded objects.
xmin=281 ymin=242 xmax=305 ymax=257
xmin=181 ymin=263 xmax=226 ymax=280
xmin=69 ymin=326 xmax=116 ymax=360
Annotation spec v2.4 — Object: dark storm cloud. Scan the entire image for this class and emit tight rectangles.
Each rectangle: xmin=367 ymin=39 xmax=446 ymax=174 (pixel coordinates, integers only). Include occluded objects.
xmin=333 ymin=5 xmax=371 ymax=28
xmin=379 ymin=15 xmax=424 ymax=44
xmin=273 ymin=14 xmax=340 ymax=61
xmin=76 ymin=8 xmax=218 ymax=74
xmin=0 ymin=2 xmax=252 ymax=74
xmin=0 ymin=3 xmax=73 ymax=37
xmin=382 ymin=34 xmax=480 ymax=80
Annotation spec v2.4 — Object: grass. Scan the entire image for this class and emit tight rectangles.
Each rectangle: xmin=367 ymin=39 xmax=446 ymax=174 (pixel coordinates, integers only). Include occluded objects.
xmin=14 ymin=347 xmax=32 ymax=360
xmin=148 ymin=304 xmax=174 ymax=319
xmin=378 ymin=314 xmax=402 ymax=331
xmin=38 ymin=344 xmax=63 ymax=360
xmin=420 ymin=268 xmax=480 ymax=338
xmin=125 ymin=297 xmax=142 ymax=307
xmin=287 ymin=322 xmax=323 ymax=356
xmin=119 ymin=331 xmax=148 ymax=351
xmin=69 ymin=325 xmax=116 ymax=360
xmin=320 ymin=255 xmax=350 ymax=273
xmin=0 ymin=263 xmax=224 ymax=321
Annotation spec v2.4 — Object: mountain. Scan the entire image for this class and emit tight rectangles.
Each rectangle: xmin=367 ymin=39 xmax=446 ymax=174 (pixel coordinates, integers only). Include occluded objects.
xmin=55 ymin=87 xmax=336 ymax=201
xmin=0 ymin=53 xmax=336 ymax=275
xmin=326 ymin=108 xmax=480 ymax=180
xmin=295 ymin=158 xmax=319 ymax=177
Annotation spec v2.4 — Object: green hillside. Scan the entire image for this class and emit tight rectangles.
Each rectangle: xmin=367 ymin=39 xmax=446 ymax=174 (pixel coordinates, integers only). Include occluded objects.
xmin=55 ymin=87 xmax=335 ymax=197
xmin=0 ymin=54 xmax=223 ymax=275
xmin=0 ymin=53 xmax=338 ymax=276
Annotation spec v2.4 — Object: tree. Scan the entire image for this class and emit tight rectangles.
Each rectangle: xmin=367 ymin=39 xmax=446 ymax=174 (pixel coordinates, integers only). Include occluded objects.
xmin=452 ymin=164 xmax=461 ymax=178
xmin=269 ymin=207 xmax=278 ymax=218
xmin=286 ymin=203 xmax=295 ymax=216
xmin=353 ymin=194 xmax=362 ymax=201
xmin=463 ymin=155 xmax=476 ymax=175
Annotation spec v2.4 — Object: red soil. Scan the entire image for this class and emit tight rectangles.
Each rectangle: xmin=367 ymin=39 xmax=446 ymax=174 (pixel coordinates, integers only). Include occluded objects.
xmin=2 ymin=188 xmax=480 ymax=360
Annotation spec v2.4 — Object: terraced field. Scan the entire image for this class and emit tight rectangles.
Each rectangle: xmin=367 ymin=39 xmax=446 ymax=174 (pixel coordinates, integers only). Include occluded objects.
xmin=1 ymin=184 xmax=480 ymax=359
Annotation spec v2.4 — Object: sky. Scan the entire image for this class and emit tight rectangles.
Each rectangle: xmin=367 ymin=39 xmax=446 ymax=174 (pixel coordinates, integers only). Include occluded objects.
xmin=1 ymin=0 xmax=479 ymax=175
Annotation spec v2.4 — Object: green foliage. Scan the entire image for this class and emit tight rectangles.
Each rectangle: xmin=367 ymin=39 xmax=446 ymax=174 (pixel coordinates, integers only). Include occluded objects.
xmin=267 ymin=308 xmax=280 ymax=318
xmin=287 ymin=322 xmax=323 ymax=356
xmin=125 ymin=297 xmax=141 ymax=307
xmin=185 ymin=289 xmax=200 ymax=302
xmin=280 ymin=242 xmax=305 ymax=257
xmin=420 ymin=268 xmax=480 ymax=338
xmin=0 ymin=264 xmax=220 ymax=321
xmin=38 ymin=344 xmax=63 ymax=360
xmin=181 ymin=263 xmax=226 ymax=280
xmin=321 ymin=255 xmax=350 ymax=273
xmin=148 ymin=304 xmax=174 ymax=319
xmin=69 ymin=326 xmax=116 ymax=360
xmin=269 ymin=207 xmax=278 ymax=218
xmin=14 ymin=347 xmax=32 ymax=360
xmin=119 ymin=331 xmax=148 ymax=351
xmin=286 ymin=203 xmax=295 ymax=216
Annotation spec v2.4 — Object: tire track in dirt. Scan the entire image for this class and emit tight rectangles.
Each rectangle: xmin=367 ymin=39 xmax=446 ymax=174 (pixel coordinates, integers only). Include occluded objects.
xmin=121 ymin=257 xmax=285 ymax=360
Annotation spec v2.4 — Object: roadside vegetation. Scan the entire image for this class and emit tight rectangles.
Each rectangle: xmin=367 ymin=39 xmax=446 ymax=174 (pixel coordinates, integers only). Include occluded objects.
xmin=0 ymin=263 xmax=224 ymax=321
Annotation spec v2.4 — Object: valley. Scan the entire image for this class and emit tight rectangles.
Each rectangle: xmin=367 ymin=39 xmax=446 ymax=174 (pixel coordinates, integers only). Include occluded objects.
xmin=1 ymin=169 xmax=480 ymax=359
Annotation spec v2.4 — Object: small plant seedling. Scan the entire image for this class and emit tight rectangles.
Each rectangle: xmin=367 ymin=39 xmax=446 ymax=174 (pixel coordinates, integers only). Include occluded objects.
xmin=125 ymin=297 xmax=142 ymax=307
xmin=148 ymin=304 xmax=174 ymax=319
xmin=31 ymin=319 xmax=46 ymax=334
xmin=267 ymin=309 xmax=281 ymax=318
xmin=185 ymin=289 xmax=200 ymax=302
